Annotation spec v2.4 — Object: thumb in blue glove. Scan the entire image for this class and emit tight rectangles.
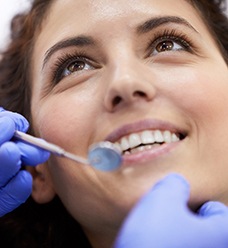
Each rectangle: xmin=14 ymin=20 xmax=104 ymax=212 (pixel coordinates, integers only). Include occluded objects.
xmin=114 ymin=174 xmax=228 ymax=248
xmin=0 ymin=108 xmax=50 ymax=217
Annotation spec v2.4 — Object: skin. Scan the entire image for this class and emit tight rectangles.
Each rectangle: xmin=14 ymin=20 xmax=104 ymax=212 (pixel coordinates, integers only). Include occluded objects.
xmin=29 ymin=0 xmax=228 ymax=247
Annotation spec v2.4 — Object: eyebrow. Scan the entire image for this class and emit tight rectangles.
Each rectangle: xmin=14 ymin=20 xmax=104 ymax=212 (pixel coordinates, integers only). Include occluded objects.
xmin=136 ymin=16 xmax=198 ymax=34
xmin=42 ymin=16 xmax=198 ymax=69
xmin=42 ymin=35 xmax=96 ymax=69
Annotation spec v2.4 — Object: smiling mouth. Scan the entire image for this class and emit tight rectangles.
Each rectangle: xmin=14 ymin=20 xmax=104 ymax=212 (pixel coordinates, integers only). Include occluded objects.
xmin=114 ymin=130 xmax=186 ymax=155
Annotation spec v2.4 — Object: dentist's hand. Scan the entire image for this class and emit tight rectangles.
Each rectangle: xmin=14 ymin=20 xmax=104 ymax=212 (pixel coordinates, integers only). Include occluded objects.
xmin=0 ymin=108 xmax=50 ymax=217
xmin=114 ymin=174 xmax=228 ymax=248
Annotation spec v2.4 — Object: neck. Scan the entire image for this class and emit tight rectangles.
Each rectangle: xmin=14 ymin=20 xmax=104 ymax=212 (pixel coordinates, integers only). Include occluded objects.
xmin=83 ymin=223 xmax=120 ymax=248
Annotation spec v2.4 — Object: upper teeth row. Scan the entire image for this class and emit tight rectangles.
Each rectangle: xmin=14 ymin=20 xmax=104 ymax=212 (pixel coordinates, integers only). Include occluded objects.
xmin=115 ymin=130 xmax=180 ymax=152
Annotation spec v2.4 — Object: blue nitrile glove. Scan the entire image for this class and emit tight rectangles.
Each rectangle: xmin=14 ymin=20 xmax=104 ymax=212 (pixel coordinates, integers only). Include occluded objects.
xmin=0 ymin=108 xmax=50 ymax=217
xmin=114 ymin=174 xmax=228 ymax=248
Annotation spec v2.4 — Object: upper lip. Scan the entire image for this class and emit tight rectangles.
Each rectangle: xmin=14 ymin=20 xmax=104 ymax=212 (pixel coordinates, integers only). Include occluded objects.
xmin=105 ymin=119 xmax=188 ymax=143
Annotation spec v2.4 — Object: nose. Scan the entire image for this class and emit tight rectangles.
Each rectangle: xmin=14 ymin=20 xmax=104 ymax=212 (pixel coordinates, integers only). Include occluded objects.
xmin=104 ymin=60 xmax=156 ymax=112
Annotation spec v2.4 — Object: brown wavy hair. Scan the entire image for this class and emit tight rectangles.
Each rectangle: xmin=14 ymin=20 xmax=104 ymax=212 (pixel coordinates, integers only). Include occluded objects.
xmin=0 ymin=0 xmax=227 ymax=247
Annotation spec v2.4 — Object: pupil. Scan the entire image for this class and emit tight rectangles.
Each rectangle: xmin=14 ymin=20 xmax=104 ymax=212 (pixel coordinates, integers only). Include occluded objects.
xmin=68 ymin=61 xmax=84 ymax=72
xmin=157 ymin=41 xmax=173 ymax=52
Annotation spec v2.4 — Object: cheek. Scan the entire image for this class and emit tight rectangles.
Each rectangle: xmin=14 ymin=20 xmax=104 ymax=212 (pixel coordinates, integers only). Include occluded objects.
xmin=31 ymin=92 xmax=98 ymax=155
xmin=172 ymin=66 xmax=228 ymax=202
xmin=168 ymin=66 xmax=228 ymax=124
xmin=163 ymin=65 xmax=228 ymax=166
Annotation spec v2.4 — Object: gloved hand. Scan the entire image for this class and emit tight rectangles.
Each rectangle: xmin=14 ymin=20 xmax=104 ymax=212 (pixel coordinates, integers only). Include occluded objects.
xmin=0 ymin=108 xmax=50 ymax=217
xmin=114 ymin=174 xmax=228 ymax=248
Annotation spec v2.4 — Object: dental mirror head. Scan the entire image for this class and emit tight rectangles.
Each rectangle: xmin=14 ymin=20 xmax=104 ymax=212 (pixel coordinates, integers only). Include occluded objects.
xmin=88 ymin=141 xmax=122 ymax=171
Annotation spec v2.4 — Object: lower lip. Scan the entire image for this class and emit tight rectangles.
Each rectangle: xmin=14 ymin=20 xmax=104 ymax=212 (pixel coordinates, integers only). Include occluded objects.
xmin=121 ymin=140 xmax=182 ymax=166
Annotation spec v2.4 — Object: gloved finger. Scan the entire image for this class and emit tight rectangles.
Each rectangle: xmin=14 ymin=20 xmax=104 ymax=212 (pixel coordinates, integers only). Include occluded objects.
xmin=0 ymin=142 xmax=21 ymax=187
xmin=198 ymin=201 xmax=228 ymax=217
xmin=197 ymin=201 xmax=228 ymax=246
xmin=115 ymin=175 xmax=191 ymax=248
xmin=0 ymin=117 xmax=17 ymax=144
xmin=16 ymin=141 xmax=50 ymax=166
xmin=0 ymin=108 xmax=29 ymax=133
xmin=118 ymin=174 xmax=190 ymax=230
xmin=138 ymin=173 xmax=190 ymax=214
xmin=0 ymin=170 xmax=32 ymax=217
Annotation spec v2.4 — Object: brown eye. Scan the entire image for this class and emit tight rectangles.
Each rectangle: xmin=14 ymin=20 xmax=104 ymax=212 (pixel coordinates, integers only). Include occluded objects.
xmin=156 ymin=41 xmax=174 ymax=52
xmin=151 ymin=37 xmax=188 ymax=56
xmin=149 ymin=31 xmax=193 ymax=57
xmin=62 ymin=59 xmax=94 ymax=78
xmin=68 ymin=61 xmax=86 ymax=72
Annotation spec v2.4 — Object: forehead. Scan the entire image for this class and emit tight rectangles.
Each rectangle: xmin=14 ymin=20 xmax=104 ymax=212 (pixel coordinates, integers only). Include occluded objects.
xmin=49 ymin=0 xmax=192 ymax=15
xmin=37 ymin=0 xmax=203 ymax=41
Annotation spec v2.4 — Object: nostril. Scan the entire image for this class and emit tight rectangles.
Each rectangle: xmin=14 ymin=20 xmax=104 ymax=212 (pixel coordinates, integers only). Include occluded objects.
xmin=133 ymin=91 xmax=147 ymax=98
xmin=112 ymin=96 xmax=122 ymax=107
xmin=112 ymin=91 xmax=147 ymax=107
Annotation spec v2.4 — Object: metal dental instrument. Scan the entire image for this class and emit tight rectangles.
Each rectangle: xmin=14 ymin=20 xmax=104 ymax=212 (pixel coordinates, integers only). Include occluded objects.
xmin=14 ymin=130 xmax=122 ymax=171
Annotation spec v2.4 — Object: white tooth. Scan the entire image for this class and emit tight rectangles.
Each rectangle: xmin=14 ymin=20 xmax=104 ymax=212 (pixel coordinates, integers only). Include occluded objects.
xmin=114 ymin=142 xmax=122 ymax=152
xmin=137 ymin=146 xmax=145 ymax=152
xmin=141 ymin=130 xmax=155 ymax=144
xmin=149 ymin=144 xmax=160 ymax=149
xmin=120 ymin=137 xmax=130 ymax=151
xmin=130 ymin=145 xmax=147 ymax=154
xmin=154 ymin=130 xmax=164 ymax=143
xmin=171 ymin=133 xmax=180 ymax=142
xmin=130 ymin=147 xmax=140 ymax=154
xmin=129 ymin=133 xmax=141 ymax=148
xmin=146 ymin=145 xmax=152 ymax=149
xmin=163 ymin=130 xmax=172 ymax=143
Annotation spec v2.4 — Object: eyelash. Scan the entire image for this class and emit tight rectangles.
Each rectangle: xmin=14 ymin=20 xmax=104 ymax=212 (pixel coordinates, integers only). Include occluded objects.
xmin=147 ymin=29 xmax=195 ymax=55
xmin=51 ymin=52 xmax=94 ymax=84
xmin=50 ymin=29 xmax=195 ymax=84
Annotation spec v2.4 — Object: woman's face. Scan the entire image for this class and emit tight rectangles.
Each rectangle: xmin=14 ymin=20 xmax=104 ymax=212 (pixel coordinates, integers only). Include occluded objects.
xmin=31 ymin=0 xmax=228 ymax=242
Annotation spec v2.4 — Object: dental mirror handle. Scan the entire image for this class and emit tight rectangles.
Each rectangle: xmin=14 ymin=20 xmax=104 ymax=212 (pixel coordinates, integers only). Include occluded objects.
xmin=14 ymin=130 xmax=89 ymax=165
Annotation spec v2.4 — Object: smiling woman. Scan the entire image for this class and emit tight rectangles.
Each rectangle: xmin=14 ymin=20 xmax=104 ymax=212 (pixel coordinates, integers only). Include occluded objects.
xmin=0 ymin=0 xmax=228 ymax=247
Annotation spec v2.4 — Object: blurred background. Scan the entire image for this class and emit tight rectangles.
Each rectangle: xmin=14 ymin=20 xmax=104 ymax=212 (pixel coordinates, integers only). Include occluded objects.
xmin=0 ymin=0 xmax=228 ymax=51
xmin=0 ymin=0 xmax=31 ymax=51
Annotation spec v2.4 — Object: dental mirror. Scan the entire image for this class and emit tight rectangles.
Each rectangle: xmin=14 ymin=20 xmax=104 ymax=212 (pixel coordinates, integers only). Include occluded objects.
xmin=14 ymin=131 xmax=122 ymax=171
